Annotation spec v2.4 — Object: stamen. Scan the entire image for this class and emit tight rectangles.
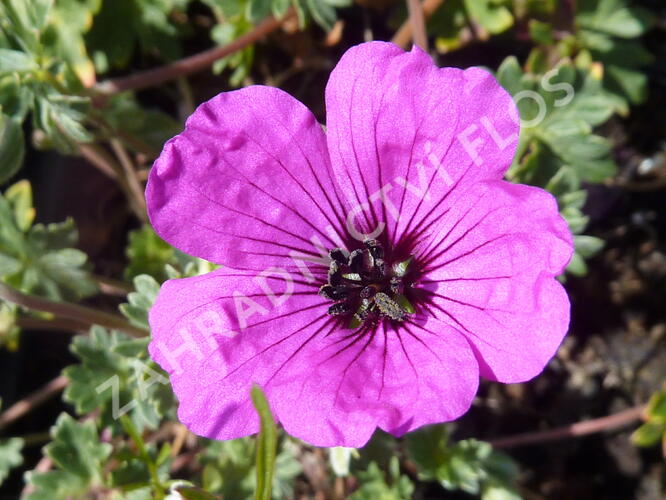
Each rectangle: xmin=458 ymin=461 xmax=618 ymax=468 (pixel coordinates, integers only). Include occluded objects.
xmin=320 ymin=239 xmax=415 ymax=328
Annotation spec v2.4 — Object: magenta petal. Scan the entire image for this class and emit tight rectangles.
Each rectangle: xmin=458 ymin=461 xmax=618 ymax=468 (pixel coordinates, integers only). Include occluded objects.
xmin=148 ymin=266 xmax=479 ymax=447
xmin=270 ymin=320 xmax=479 ymax=446
xmin=148 ymin=266 xmax=328 ymax=440
xmin=418 ymin=180 xmax=573 ymax=383
xmin=324 ymin=41 xmax=519 ymax=244
xmin=146 ymin=86 xmax=347 ymax=272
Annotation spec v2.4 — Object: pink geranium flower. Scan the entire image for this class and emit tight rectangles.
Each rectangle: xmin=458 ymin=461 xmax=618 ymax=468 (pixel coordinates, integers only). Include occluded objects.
xmin=146 ymin=42 xmax=573 ymax=447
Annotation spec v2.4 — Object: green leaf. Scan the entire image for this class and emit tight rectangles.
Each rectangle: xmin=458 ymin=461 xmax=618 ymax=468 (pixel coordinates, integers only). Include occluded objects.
xmin=0 ymin=437 xmax=23 ymax=486
xmin=63 ymin=326 xmax=171 ymax=431
xmin=176 ymin=485 xmax=223 ymax=500
xmin=271 ymin=0 xmax=291 ymax=17
xmin=124 ymin=225 xmax=174 ymax=282
xmin=252 ymin=385 xmax=277 ymax=500
xmin=305 ymin=0 xmax=337 ymax=31
xmin=24 ymin=413 xmax=111 ymax=500
xmin=574 ymin=235 xmax=604 ymax=258
xmin=47 ymin=413 xmax=111 ymax=479
xmin=407 ymin=429 xmax=519 ymax=498
xmin=529 ymin=20 xmax=554 ymax=45
xmin=631 ymin=421 xmax=663 ymax=448
xmin=496 ymin=56 xmax=523 ymax=95
xmin=577 ymin=0 xmax=653 ymax=38
xmin=349 ymin=457 xmax=414 ymax=500
xmin=0 ymin=182 xmax=96 ymax=300
xmin=566 ymin=252 xmax=587 ymax=276
xmin=247 ymin=0 xmax=272 ymax=22
xmin=0 ymin=48 xmax=38 ymax=73
xmin=0 ymin=302 xmax=20 ymax=350
xmin=0 ymin=114 xmax=25 ymax=184
xmin=646 ymin=385 xmax=666 ymax=421
xmin=463 ymin=0 xmax=513 ymax=35
xmin=5 ymin=180 xmax=35 ymax=230
xmin=120 ymin=274 xmax=160 ymax=329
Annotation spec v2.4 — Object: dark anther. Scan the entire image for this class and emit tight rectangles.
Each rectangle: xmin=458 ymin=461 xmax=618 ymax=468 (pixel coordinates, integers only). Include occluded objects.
xmin=328 ymin=302 xmax=351 ymax=316
xmin=319 ymin=285 xmax=348 ymax=301
xmin=328 ymin=261 xmax=342 ymax=287
xmin=390 ymin=276 xmax=404 ymax=295
xmin=364 ymin=239 xmax=384 ymax=259
xmin=329 ymin=248 xmax=349 ymax=265
xmin=322 ymin=240 xmax=414 ymax=327
xmin=348 ymin=249 xmax=367 ymax=273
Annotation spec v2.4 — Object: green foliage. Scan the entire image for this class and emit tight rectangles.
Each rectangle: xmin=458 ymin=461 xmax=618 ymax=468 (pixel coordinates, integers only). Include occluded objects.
xmin=349 ymin=457 xmax=414 ymax=500
xmin=574 ymin=0 xmax=653 ymax=108
xmin=0 ymin=301 xmax=20 ymax=350
xmin=407 ymin=426 xmax=519 ymax=499
xmin=497 ymin=57 xmax=618 ymax=275
xmin=200 ymin=437 xmax=301 ymax=499
xmin=100 ymin=93 xmax=182 ymax=155
xmin=63 ymin=326 xmax=174 ymax=431
xmin=120 ymin=274 xmax=160 ymax=329
xmin=125 ymin=225 xmax=174 ymax=281
xmin=0 ymin=180 xmax=97 ymax=301
xmin=24 ymin=413 xmax=112 ymax=500
xmin=0 ymin=436 xmax=24 ymax=486
xmin=429 ymin=0 xmax=514 ymax=52
xmin=88 ymin=0 xmax=190 ymax=72
xmin=632 ymin=384 xmax=666 ymax=450
xmin=0 ymin=112 xmax=25 ymax=184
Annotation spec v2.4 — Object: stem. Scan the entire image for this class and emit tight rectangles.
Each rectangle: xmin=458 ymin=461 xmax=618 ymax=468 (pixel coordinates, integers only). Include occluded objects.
xmin=95 ymin=8 xmax=296 ymax=96
xmin=0 ymin=375 xmax=69 ymax=432
xmin=110 ymin=138 xmax=148 ymax=222
xmin=16 ymin=316 xmax=88 ymax=333
xmin=92 ymin=274 xmax=134 ymax=296
xmin=393 ymin=0 xmax=445 ymax=49
xmin=77 ymin=142 xmax=148 ymax=221
xmin=488 ymin=404 xmax=647 ymax=449
xmin=406 ymin=0 xmax=429 ymax=51
xmin=77 ymin=142 xmax=118 ymax=180
xmin=0 ymin=282 xmax=148 ymax=338
xmin=120 ymin=415 xmax=165 ymax=499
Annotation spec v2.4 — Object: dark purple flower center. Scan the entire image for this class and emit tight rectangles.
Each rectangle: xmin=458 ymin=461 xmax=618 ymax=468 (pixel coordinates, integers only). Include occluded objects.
xmin=320 ymin=239 xmax=416 ymax=328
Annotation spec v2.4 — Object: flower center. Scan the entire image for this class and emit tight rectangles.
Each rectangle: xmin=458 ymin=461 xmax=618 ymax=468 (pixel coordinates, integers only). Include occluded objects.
xmin=319 ymin=239 xmax=415 ymax=328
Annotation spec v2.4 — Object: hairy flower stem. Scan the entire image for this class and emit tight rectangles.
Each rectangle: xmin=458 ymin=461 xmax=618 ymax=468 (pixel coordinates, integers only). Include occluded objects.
xmin=0 ymin=282 xmax=148 ymax=338
xmin=120 ymin=415 xmax=165 ymax=499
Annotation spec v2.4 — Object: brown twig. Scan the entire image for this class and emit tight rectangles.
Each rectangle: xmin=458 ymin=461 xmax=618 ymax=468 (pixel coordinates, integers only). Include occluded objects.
xmin=393 ymin=0 xmax=445 ymax=49
xmin=16 ymin=316 xmax=89 ymax=333
xmin=0 ymin=375 xmax=69 ymax=432
xmin=95 ymin=8 xmax=296 ymax=96
xmin=488 ymin=404 xmax=647 ymax=449
xmin=110 ymin=138 xmax=148 ymax=222
xmin=77 ymin=142 xmax=118 ymax=180
xmin=92 ymin=274 xmax=134 ymax=296
xmin=406 ymin=0 xmax=429 ymax=50
xmin=0 ymin=282 xmax=148 ymax=338
xmin=78 ymin=142 xmax=148 ymax=221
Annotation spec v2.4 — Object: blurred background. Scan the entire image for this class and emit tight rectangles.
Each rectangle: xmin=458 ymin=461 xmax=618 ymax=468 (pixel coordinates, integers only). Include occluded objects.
xmin=0 ymin=0 xmax=664 ymax=498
